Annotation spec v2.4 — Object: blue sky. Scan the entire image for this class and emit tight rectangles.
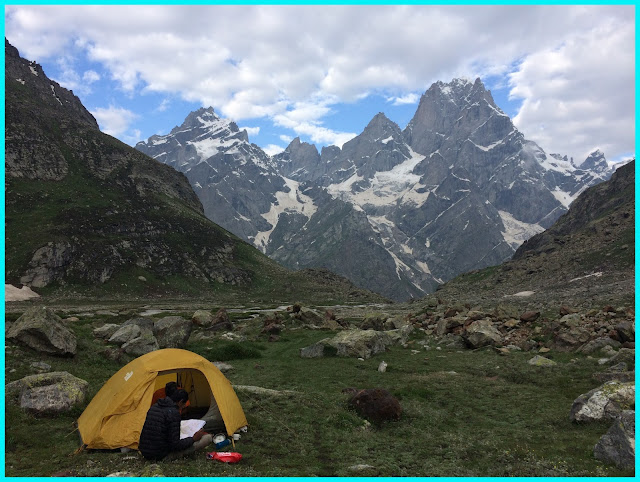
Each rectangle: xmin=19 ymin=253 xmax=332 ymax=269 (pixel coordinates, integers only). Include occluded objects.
xmin=5 ymin=5 xmax=635 ymax=162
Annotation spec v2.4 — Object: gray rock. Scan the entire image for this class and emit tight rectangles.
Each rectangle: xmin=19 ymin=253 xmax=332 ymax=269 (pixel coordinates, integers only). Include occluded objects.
xmin=493 ymin=304 xmax=520 ymax=321
xmin=615 ymin=321 xmax=635 ymax=343
xmin=436 ymin=316 xmax=464 ymax=336
xmin=464 ymin=319 xmax=503 ymax=348
xmin=437 ymin=333 xmax=467 ymax=349
xmin=108 ymin=324 xmax=141 ymax=345
xmin=559 ymin=313 xmax=582 ymax=327
xmin=300 ymin=330 xmax=394 ymax=359
xmin=385 ymin=325 xmax=414 ymax=346
xmin=153 ymin=316 xmax=192 ymax=348
xmin=30 ymin=361 xmax=51 ymax=372
xmin=578 ymin=337 xmax=622 ymax=354
xmin=300 ymin=339 xmax=335 ymax=358
xmin=212 ymin=362 xmax=234 ymax=373
xmin=594 ymin=410 xmax=635 ymax=469
xmin=570 ymin=381 xmax=635 ymax=422
xmin=93 ymin=323 xmax=120 ymax=340
xmin=347 ymin=464 xmax=377 ymax=474
xmin=121 ymin=329 xmax=159 ymax=356
xmin=192 ymin=310 xmax=214 ymax=327
xmin=122 ymin=317 xmax=155 ymax=330
xmin=6 ymin=306 xmax=76 ymax=356
xmin=528 ymin=355 xmax=557 ymax=367
xmin=327 ymin=330 xmax=393 ymax=359
xmin=608 ymin=348 xmax=635 ymax=367
xmin=6 ymin=371 xmax=88 ymax=415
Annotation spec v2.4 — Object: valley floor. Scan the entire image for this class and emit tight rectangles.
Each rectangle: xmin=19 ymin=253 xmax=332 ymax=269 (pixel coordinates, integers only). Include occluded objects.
xmin=5 ymin=297 xmax=635 ymax=477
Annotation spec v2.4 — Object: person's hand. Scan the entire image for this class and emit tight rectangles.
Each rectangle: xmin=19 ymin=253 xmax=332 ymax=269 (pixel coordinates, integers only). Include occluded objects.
xmin=193 ymin=429 xmax=207 ymax=441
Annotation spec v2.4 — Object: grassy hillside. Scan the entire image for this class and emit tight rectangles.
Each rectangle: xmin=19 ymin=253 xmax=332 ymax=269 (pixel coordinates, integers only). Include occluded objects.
xmin=5 ymin=41 xmax=384 ymax=305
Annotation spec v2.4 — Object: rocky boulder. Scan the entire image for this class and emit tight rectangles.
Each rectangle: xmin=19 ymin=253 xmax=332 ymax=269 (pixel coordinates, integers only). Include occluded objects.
xmin=463 ymin=319 xmax=503 ymax=348
xmin=608 ymin=348 xmax=635 ymax=367
xmin=553 ymin=327 xmax=591 ymax=351
xmin=300 ymin=329 xmax=393 ymax=359
xmin=108 ymin=324 xmax=142 ymax=345
xmin=153 ymin=316 xmax=192 ymax=348
xmin=93 ymin=323 xmax=120 ymax=340
xmin=385 ymin=325 xmax=414 ymax=347
xmin=615 ymin=321 xmax=635 ymax=343
xmin=347 ymin=388 xmax=402 ymax=424
xmin=528 ymin=355 xmax=557 ymax=367
xmin=6 ymin=307 xmax=76 ymax=356
xmin=570 ymin=381 xmax=635 ymax=422
xmin=328 ymin=330 xmax=393 ymax=359
xmin=578 ymin=337 xmax=622 ymax=355
xmin=122 ymin=317 xmax=154 ymax=330
xmin=493 ymin=304 xmax=519 ymax=321
xmin=6 ymin=371 xmax=88 ymax=415
xmin=520 ymin=311 xmax=540 ymax=323
xmin=121 ymin=329 xmax=159 ymax=356
xmin=436 ymin=316 xmax=465 ymax=336
xmin=192 ymin=310 xmax=214 ymax=327
xmin=593 ymin=410 xmax=635 ymax=470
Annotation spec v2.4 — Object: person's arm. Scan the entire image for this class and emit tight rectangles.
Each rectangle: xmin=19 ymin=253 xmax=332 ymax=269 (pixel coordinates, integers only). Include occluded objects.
xmin=168 ymin=410 xmax=194 ymax=452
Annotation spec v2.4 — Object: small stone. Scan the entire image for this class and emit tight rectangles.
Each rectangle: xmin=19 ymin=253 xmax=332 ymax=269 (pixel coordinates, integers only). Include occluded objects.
xmin=528 ymin=355 xmax=557 ymax=367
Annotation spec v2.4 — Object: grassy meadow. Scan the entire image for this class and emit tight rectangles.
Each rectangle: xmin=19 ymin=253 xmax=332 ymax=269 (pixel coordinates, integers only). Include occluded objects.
xmin=4 ymin=307 xmax=633 ymax=477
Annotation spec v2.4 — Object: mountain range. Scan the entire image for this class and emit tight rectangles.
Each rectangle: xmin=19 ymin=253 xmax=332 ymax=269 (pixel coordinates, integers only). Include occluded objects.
xmin=136 ymin=78 xmax=614 ymax=301
xmin=4 ymin=39 xmax=384 ymax=304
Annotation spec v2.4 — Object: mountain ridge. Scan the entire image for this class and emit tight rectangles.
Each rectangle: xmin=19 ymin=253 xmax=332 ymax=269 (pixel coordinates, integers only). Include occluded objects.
xmin=136 ymin=77 xmax=616 ymax=301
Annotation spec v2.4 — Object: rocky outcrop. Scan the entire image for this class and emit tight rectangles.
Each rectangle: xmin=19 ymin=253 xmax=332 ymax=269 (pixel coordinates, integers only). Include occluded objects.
xmin=569 ymin=381 xmax=635 ymax=422
xmin=593 ymin=410 xmax=635 ymax=469
xmin=6 ymin=371 xmax=88 ymax=415
xmin=300 ymin=329 xmax=394 ymax=359
xmin=6 ymin=307 xmax=76 ymax=356
xmin=153 ymin=316 xmax=192 ymax=348
xmin=463 ymin=319 xmax=503 ymax=348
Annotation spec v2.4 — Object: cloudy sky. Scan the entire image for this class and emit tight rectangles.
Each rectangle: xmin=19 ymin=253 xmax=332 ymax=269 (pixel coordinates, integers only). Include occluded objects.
xmin=5 ymin=5 xmax=635 ymax=163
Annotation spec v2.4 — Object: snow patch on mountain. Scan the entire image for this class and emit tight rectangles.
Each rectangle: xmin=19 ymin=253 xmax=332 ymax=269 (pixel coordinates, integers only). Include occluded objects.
xmin=499 ymin=210 xmax=545 ymax=250
xmin=254 ymin=177 xmax=317 ymax=252
xmin=327 ymin=148 xmax=428 ymax=208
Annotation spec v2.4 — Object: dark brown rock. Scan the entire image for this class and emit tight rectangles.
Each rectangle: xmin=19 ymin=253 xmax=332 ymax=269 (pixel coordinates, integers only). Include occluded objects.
xmin=520 ymin=311 xmax=540 ymax=322
xmin=213 ymin=308 xmax=231 ymax=326
xmin=347 ymin=388 xmax=402 ymax=424
xmin=559 ymin=305 xmax=578 ymax=316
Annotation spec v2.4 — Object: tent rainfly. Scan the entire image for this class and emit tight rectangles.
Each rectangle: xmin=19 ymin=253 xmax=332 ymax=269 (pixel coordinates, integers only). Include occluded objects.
xmin=77 ymin=348 xmax=247 ymax=450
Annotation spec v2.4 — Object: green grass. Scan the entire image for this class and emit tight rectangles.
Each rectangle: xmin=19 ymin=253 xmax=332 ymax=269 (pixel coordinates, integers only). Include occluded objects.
xmin=4 ymin=309 xmax=633 ymax=477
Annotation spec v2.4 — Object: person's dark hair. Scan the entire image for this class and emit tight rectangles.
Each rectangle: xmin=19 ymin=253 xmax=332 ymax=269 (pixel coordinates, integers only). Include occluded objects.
xmin=169 ymin=388 xmax=189 ymax=404
xmin=165 ymin=381 xmax=178 ymax=397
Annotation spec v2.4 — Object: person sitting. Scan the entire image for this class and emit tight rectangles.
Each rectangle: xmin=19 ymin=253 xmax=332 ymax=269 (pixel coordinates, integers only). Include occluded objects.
xmin=138 ymin=389 xmax=212 ymax=461
xmin=151 ymin=381 xmax=189 ymax=413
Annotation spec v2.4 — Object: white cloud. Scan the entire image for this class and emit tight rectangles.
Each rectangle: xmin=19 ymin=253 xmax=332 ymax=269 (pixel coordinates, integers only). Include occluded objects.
xmin=280 ymin=134 xmax=293 ymax=143
xmin=90 ymin=105 xmax=139 ymax=137
xmin=263 ymin=144 xmax=285 ymax=156
xmin=388 ymin=93 xmax=420 ymax=106
xmin=509 ymin=18 xmax=635 ymax=162
xmin=156 ymin=98 xmax=170 ymax=112
xmin=82 ymin=70 xmax=100 ymax=84
xmin=239 ymin=126 xmax=260 ymax=137
xmin=5 ymin=5 xmax=634 ymax=155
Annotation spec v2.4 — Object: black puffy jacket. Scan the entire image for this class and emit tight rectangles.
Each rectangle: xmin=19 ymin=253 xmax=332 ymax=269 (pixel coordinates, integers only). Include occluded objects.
xmin=138 ymin=397 xmax=194 ymax=460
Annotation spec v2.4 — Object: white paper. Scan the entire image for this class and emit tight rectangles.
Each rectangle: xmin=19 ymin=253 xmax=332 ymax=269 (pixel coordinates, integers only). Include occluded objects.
xmin=180 ymin=419 xmax=206 ymax=439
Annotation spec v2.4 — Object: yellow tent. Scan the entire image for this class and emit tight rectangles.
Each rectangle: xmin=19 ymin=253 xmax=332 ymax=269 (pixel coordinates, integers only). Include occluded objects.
xmin=77 ymin=348 xmax=248 ymax=450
